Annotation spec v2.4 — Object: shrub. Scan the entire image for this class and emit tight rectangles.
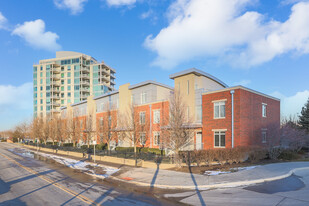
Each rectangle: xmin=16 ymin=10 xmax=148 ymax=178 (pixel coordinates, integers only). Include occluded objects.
xmin=81 ymin=145 xmax=89 ymax=150
xmin=95 ymin=143 xmax=107 ymax=151
xmin=213 ymin=149 xmax=229 ymax=165
xmin=115 ymin=147 xmax=134 ymax=152
xmin=278 ymin=149 xmax=300 ymax=160
xmin=267 ymin=147 xmax=283 ymax=160
xmin=248 ymin=147 xmax=267 ymax=162
xmin=63 ymin=143 xmax=73 ymax=147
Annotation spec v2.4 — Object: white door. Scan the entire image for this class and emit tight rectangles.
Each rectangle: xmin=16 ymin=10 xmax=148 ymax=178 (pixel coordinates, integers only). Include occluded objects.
xmin=196 ymin=132 xmax=202 ymax=150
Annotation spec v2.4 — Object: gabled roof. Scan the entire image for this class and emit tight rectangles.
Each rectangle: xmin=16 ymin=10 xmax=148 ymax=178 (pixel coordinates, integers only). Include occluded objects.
xmin=169 ymin=68 xmax=228 ymax=88
xmin=128 ymin=80 xmax=174 ymax=90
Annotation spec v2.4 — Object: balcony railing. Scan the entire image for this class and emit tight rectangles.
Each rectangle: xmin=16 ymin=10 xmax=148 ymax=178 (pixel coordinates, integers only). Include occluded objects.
xmin=80 ymin=81 xmax=90 ymax=86
xmin=51 ymin=95 xmax=60 ymax=100
xmin=52 ymin=89 xmax=60 ymax=93
xmin=81 ymin=67 xmax=90 ymax=73
xmin=81 ymin=74 xmax=90 ymax=79
xmin=52 ymin=75 xmax=60 ymax=80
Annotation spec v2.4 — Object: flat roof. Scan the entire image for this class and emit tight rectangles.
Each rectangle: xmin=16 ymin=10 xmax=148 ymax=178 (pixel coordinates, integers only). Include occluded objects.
xmin=70 ymin=100 xmax=88 ymax=107
xmin=169 ymin=68 xmax=228 ymax=88
xmin=202 ymin=85 xmax=280 ymax=101
xmin=93 ymin=90 xmax=119 ymax=100
xmin=128 ymin=80 xmax=174 ymax=90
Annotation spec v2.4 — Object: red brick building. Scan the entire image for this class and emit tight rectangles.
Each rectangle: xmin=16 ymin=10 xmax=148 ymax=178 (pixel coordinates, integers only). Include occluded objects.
xmin=202 ymin=86 xmax=280 ymax=149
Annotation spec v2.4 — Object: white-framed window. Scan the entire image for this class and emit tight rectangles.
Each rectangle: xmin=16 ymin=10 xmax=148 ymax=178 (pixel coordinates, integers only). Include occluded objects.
xmin=100 ymin=103 xmax=104 ymax=112
xmin=214 ymin=130 xmax=226 ymax=148
xmin=131 ymin=94 xmax=135 ymax=104
xmin=153 ymin=131 xmax=160 ymax=146
xmin=140 ymin=132 xmax=146 ymax=145
xmin=99 ymin=117 xmax=103 ymax=126
xmin=262 ymin=130 xmax=267 ymax=143
xmin=153 ymin=110 xmax=160 ymax=124
xmin=139 ymin=111 xmax=146 ymax=124
xmin=262 ymin=103 xmax=267 ymax=117
xmin=214 ymin=101 xmax=225 ymax=119
xmin=141 ymin=92 xmax=147 ymax=104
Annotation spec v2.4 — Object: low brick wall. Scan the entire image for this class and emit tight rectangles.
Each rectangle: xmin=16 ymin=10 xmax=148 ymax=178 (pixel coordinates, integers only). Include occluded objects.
xmin=22 ymin=144 xmax=176 ymax=169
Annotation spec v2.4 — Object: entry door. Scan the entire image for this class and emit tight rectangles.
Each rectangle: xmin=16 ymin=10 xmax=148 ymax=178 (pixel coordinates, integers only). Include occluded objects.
xmin=196 ymin=132 xmax=203 ymax=150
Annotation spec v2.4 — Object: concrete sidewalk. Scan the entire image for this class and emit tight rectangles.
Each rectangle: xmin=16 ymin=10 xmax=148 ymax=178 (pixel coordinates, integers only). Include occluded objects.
xmin=110 ymin=162 xmax=309 ymax=190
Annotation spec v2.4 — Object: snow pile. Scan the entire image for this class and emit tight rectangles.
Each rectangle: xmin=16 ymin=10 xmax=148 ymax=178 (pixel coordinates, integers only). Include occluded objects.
xmin=37 ymin=152 xmax=119 ymax=179
xmin=204 ymin=165 xmax=259 ymax=176
xmin=8 ymin=148 xmax=34 ymax=159
xmin=9 ymin=148 xmax=119 ymax=179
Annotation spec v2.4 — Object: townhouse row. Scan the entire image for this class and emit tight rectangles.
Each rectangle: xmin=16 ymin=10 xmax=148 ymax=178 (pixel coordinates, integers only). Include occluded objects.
xmin=60 ymin=68 xmax=280 ymax=150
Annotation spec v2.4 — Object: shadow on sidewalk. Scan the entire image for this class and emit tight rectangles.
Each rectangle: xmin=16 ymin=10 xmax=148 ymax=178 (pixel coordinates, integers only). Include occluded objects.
xmin=150 ymin=156 xmax=163 ymax=191
xmin=189 ymin=165 xmax=206 ymax=206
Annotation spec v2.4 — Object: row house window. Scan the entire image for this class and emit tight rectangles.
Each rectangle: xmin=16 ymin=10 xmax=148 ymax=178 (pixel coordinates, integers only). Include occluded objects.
xmin=262 ymin=103 xmax=267 ymax=117
xmin=139 ymin=111 xmax=146 ymax=125
xmin=140 ymin=132 xmax=146 ymax=145
xmin=214 ymin=101 xmax=225 ymax=119
xmin=153 ymin=110 xmax=160 ymax=124
xmin=153 ymin=131 xmax=160 ymax=146
xmin=214 ymin=130 xmax=225 ymax=148
xmin=141 ymin=92 xmax=147 ymax=104
xmin=262 ymin=129 xmax=267 ymax=143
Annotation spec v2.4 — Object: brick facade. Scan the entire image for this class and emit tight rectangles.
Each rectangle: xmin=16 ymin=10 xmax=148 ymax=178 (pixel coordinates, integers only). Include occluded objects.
xmin=202 ymin=88 xmax=280 ymax=149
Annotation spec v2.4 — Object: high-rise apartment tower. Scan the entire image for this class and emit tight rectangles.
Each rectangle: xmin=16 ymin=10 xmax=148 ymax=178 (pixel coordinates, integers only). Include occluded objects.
xmin=33 ymin=51 xmax=116 ymax=118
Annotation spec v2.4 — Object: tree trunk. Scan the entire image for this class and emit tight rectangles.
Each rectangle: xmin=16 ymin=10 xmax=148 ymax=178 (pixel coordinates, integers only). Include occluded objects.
xmin=134 ymin=144 xmax=137 ymax=167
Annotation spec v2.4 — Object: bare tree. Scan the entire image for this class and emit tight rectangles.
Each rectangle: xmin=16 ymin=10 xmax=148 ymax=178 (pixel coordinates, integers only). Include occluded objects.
xmin=97 ymin=102 xmax=117 ymax=153
xmin=117 ymin=102 xmax=151 ymax=166
xmin=30 ymin=117 xmax=43 ymax=143
xmin=85 ymin=114 xmax=95 ymax=148
xmin=161 ymin=90 xmax=194 ymax=166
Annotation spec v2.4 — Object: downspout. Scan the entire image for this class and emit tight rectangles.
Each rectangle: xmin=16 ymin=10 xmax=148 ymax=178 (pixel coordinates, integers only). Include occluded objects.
xmin=230 ymin=90 xmax=235 ymax=148
xmin=149 ymin=104 xmax=152 ymax=148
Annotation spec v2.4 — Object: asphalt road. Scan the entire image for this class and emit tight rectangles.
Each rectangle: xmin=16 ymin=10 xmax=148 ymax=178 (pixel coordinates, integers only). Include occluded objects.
xmin=0 ymin=143 xmax=177 ymax=206
xmin=165 ymin=166 xmax=309 ymax=206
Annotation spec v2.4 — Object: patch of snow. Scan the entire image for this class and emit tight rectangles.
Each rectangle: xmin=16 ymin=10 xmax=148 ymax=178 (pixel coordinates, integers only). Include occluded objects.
xmin=8 ymin=148 xmax=34 ymax=159
xmin=204 ymin=171 xmax=231 ymax=176
xmin=204 ymin=166 xmax=259 ymax=176
xmin=36 ymin=152 xmax=119 ymax=179
xmin=9 ymin=148 xmax=119 ymax=179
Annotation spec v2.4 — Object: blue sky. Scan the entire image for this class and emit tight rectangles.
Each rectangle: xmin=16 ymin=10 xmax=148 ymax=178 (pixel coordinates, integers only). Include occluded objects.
xmin=0 ymin=0 xmax=309 ymax=130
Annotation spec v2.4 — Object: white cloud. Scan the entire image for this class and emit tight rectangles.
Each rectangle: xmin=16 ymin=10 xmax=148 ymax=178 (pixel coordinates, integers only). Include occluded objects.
xmin=54 ymin=0 xmax=88 ymax=15
xmin=12 ymin=19 xmax=61 ymax=52
xmin=141 ymin=9 xmax=153 ymax=19
xmin=0 ymin=83 xmax=33 ymax=131
xmin=106 ymin=0 xmax=136 ymax=7
xmin=233 ymin=79 xmax=251 ymax=86
xmin=145 ymin=0 xmax=309 ymax=69
xmin=0 ymin=12 xmax=8 ymax=29
xmin=271 ymin=90 xmax=309 ymax=118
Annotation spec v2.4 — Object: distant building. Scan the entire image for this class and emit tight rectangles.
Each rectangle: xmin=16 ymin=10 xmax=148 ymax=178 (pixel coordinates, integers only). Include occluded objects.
xmin=33 ymin=51 xmax=116 ymax=118
xmin=60 ymin=68 xmax=280 ymax=150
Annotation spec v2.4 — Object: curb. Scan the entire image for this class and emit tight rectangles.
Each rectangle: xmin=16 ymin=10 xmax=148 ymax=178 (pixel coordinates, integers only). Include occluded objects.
xmin=108 ymin=167 xmax=309 ymax=190
xmin=13 ymin=143 xmax=309 ymax=191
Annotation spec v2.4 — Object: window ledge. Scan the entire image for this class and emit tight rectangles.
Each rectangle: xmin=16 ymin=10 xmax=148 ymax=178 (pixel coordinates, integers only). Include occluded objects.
xmin=214 ymin=117 xmax=226 ymax=119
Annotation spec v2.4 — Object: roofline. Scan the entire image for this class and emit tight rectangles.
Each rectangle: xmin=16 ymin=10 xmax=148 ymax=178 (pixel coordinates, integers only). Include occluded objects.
xmin=169 ymin=68 xmax=228 ymax=88
xmin=93 ymin=90 xmax=119 ymax=100
xmin=70 ymin=100 xmax=88 ymax=107
xmin=128 ymin=80 xmax=174 ymax=90
xmin=202 ymin=86 xmax=280 ymax=101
